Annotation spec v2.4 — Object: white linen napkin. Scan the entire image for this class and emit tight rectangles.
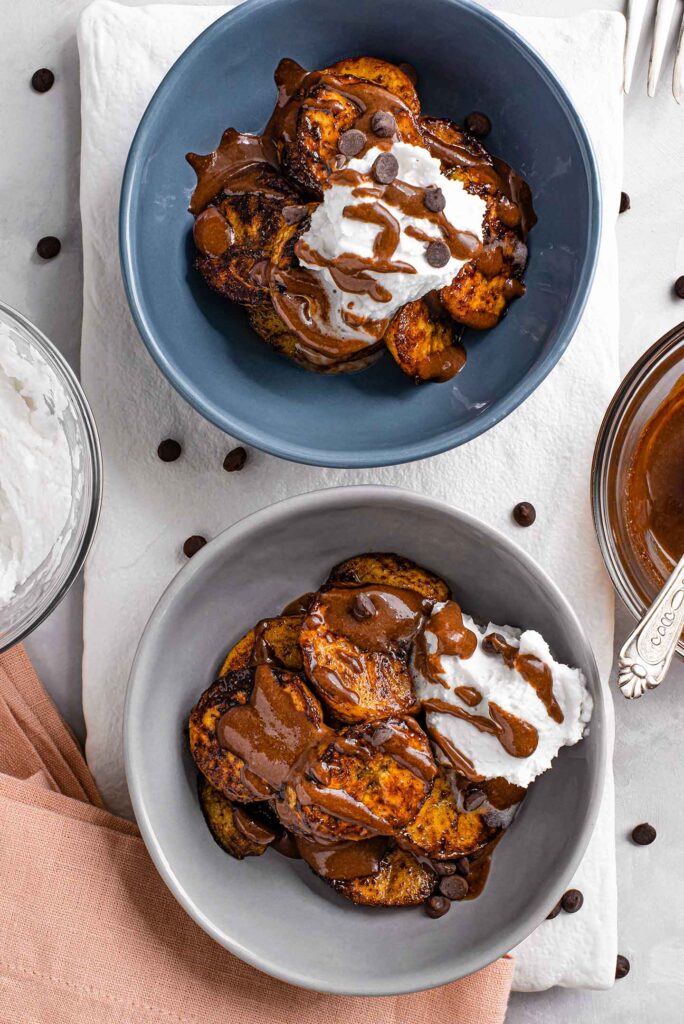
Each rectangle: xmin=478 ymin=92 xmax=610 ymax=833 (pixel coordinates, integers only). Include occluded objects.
xmin=78 ymin=0 xmax=623 ymax=990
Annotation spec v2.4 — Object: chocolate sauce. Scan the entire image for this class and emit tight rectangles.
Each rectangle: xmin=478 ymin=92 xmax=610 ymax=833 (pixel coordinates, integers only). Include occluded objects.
xmin=308 ymin=584 xmax=426 ymax=652
xmin=483 ymin=632 xmax=562 ymax=723
xmin=414 ymin=600 xmax=478 ymax=686
xmin=280 ymin=592 xmax=314 ymax=616
xmin=186 ymin=128 xmax=281 ymax=215
xmin=454 ymin=685 xmax=482 ymax=707
xmin=422 ymin=697 xmax=539 ymax=759
xmin=232 ymin=805 xmax=277 ymax=846
xmin=296 ymin=835 xmax=389 ymax=880
xmin=193 ymin=206 xmax=232 ymax=256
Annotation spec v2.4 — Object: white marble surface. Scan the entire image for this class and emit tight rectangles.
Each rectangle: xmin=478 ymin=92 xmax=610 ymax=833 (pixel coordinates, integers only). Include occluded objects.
xmin=2 ymin=0 xmax=683 ymax=1018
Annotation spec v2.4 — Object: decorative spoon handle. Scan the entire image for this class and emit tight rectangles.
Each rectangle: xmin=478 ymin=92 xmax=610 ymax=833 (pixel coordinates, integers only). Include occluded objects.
xmin=618 ymin=554 xmax=684 ymax=699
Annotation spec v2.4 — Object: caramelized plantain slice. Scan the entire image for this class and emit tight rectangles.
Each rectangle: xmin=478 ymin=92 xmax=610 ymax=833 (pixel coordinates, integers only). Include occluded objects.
xmin=384 ymin=295 xmax=466 ymax=382
xmin=219 ymin=615 xmax=305 ymax=675
xmin=276 ymin=717 xmax=436 ymax=843
xmin=188 ymin=666 xmax=322 ymax=802
xmin=439 ymin=255 xmax=525 ymax=330
xmin=326 ymin=552 xmax=450 ymax=603
xmin=323 ymin=56 xmax=421 ymax=114
xmin=400 ymin=766 xmax=503 ymax=859
xmin=198 ymin=776 xmax=274 ymax=859
xmin=330 ymin=847 xmax=436 ymax=907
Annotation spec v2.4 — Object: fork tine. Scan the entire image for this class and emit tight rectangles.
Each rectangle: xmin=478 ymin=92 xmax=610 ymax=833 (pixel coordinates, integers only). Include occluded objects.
xmin=673 ymin=11 xmax=684 ymax=103
xmin=648 ymin=0 xmax=677 ymax=96
xmin=624 ymin=0 xmax=649 ymax=93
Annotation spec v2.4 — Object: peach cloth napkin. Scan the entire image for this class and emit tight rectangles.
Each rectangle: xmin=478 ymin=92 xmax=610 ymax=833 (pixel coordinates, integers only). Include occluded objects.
xmin=0 ymin=646 xmax=513 ymax=1024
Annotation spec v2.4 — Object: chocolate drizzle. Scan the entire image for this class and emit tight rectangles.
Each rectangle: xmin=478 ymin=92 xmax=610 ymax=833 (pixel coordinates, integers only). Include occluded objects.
xmin=414 ymin=600 xmax=478 ymax=686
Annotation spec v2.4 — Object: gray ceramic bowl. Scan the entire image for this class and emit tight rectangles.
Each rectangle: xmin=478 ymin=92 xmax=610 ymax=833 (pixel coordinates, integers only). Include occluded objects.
xmin=125 ymin=487 xmax=605 ymax=995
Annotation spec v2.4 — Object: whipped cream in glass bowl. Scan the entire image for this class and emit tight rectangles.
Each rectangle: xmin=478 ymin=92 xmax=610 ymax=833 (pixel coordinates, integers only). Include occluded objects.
xmin=0 ymin=301 xmax=101 ymax=652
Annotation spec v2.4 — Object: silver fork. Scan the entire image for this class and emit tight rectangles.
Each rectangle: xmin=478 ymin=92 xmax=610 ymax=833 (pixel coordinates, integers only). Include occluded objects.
xmin=624 ymin=0 xmax=684 ymax=102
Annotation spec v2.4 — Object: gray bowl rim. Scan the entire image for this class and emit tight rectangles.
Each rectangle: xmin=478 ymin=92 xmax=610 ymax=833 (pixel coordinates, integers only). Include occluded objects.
xmin=124 ymin=484 xmax=606 ymax=996
xmin=119 ymin=0 xmax=602 ymax=469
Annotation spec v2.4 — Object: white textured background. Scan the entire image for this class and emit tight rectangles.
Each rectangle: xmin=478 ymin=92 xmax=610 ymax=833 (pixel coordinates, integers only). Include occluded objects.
xmin=2 ymin=0 xmax=684 ymax=1019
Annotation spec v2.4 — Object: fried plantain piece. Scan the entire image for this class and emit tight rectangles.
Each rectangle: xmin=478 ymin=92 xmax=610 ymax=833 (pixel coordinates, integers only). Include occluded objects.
xmin=247 ymin=304 xmax=385 ymax=374
xmin=400 ymin=766 xmax=503 ymax=859
xmin=326 ymin=552 xmax=450 ymax=603
xmin=276 ymin=717 xmax=436 ymax=843
xmin=219 ymin=615 xmax=304 ymax=675
xmin=323 ymin=56 xmax=421 ymax=114
xmin=188 ymin=666 xmax=323 ymax=802
xmin=384 ymin=295 xmax=466 ymax=382
xmin=330 ymin=847 xmax=436 ymax=906
xmin=198 ymin=776 xmax=274 ymax=859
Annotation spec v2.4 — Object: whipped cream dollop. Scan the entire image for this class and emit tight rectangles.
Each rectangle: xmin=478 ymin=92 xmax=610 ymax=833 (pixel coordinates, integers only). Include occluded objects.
xmin=411 ymin=606 xmax=593 ymax=788
xmin=297 ymin=141 xmax=487 ymax=342
xmin=0 ymin=327 xmax=73 ymax=605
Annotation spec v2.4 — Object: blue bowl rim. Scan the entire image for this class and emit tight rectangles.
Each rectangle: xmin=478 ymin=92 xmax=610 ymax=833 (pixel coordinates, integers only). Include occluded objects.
xmin=119 ymin=0 xmax=602 ymax=470
xmin=124 ymin=484 xmax=606 ymax=995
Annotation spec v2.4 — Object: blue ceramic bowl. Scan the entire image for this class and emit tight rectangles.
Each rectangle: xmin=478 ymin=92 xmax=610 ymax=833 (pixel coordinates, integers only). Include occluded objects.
xmin=120 ymin=0 xmax=600 ymax=468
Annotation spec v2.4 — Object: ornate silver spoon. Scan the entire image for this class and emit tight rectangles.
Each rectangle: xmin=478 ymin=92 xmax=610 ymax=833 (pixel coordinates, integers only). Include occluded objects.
xmin=618 ymin=553 xmax=684 ymax=698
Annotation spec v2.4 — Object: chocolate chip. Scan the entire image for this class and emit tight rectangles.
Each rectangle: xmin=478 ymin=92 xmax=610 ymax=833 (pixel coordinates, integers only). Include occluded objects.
xmin=439 ymin=874 xmax=469 ymax=901
xmin=465 ymin=111 xmax=491 ymax=138
xmin=619 ymin=191 xmax=631 ymax=214
xmin=463 ymin=787 xmax=486 ymax=811
xmin=481 ymin=632 xmax=505 ymax=655
xmin=370 ymin=110 xmax=397 ymax=138
xmin=157 ymin=439 xmax=182 ymax=462
xmin=424 ymin=186 xmax=446 ymax=213
xmin=425 ymin=240 xmax=450 ymax=268
xmin=351 ymin=592 xmax=376 ymax=620
xmin=631 ymin=822 xmax=656 ymax=845
xmin=371 ymin=152 xmax=399 ymax=184
xmin=455 ymin=856 xmax=470 ymax=877
xmin=425 ymin=895 xmax=451 ymax=918
xmin=561 ymin=888 xmax=583 ymax=914
xmin=223 ymin=446 xmax=247 ymax=472
xmin=615 ymin=954 xmax=630 ymax=979
xmin=282 ymin=205 xmax=308 ymax=224
xmin=547 ymin=900 xmax=562 ymax=920
xmin=338 ymin=129 xmax=366 ymax=158
xmin=399 ymin=62 xmax=418 ymax=85
xmin=674 ymin=276 xmax=684 ymax=299
xmin=36 ymin=236 xmax=61 ymax=260
xmin=183 ymin=535 xmax=207 ymax=558
xmin=513 ymin=501 xmax=536 ymax=527
xmin=31 ymin=68 xmax=55 ymax=93
xmin=433 ymin=861 xmax=457 ymax=877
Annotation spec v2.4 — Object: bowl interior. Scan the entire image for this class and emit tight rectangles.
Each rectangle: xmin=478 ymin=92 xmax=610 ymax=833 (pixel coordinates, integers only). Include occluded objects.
xmin=126 ymin=489 xmax=604 ymax=995
xmin=120 ymin=0 xmax=599 ymax=467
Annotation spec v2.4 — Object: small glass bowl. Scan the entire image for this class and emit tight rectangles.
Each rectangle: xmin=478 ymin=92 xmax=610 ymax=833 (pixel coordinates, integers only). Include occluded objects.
xmin=0 ymin=301 xmax=102 ymax=653
xmin=592 ymin=320 xmax=684 ymax=658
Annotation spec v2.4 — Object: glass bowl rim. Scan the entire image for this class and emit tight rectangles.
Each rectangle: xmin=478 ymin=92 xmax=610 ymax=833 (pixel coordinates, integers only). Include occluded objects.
xmin=0 ymin=300 xmax=103 ymax=653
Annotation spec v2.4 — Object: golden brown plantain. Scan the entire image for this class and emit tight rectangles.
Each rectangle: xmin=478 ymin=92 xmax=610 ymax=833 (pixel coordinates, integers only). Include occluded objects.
xmin=384 ymin=295 xmax=466 ymax=382
xmin=276 ymin=717 xmax=436 ymax=843
xmin=326 ymin=552 xmax=450 ymax=603
xmin=198 ymin=776 xmax=273 ymax=859
xmin=323 ymin=56 xmax=421 ymax=115
xmin=219 ymin=615 xmax=305 ymax=675
xmin=330 ymin=847 xmax=436 ymax=906
xmin=188 ymin=666 xmax=323 ymax=802
xmin=400 ymin=766 xmax=503 ymax=859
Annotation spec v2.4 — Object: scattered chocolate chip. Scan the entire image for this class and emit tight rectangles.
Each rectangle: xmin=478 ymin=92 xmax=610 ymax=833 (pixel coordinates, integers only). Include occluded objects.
xmin=424 ymin=186 xmax=446 ymax=213
xmin=513 ymin=501 xmax=536 ymax=527
xmin=425 ymin=240 xmax=450 ymax=268
xmin=223 ymin=446 xmax=247 ymax=472
xmin=465 ymin=111 xmax=491 ymax=138
xmin=370 ymin=110 xmax=397 ymax=138
xmin=631 ymin=822 xmax=656 ymax=845
xmin=547 ymin=900 xmax=562 ymax=920
xmin=338 ymin=129 xmax=366 ymax=158
xmin=351 ymin=592 xmax=376 ymax=621
xmin=674 ymin=276 xmax=684 ymax=299
xmin=36 ymin=236 xmax=61 ymax=260
xmin=619 ymin=191 xmax=631 ymax=214
xmin=399 ymin=62 xmax=418 ymax=85
xmin=433 ymin=861 xmax=457 ymax=877
xmin=463 ymin=787 xmax=486 ymax=811
xmin=615 ymin=954 xmax=630 ymax=979
xmin=183 ymin=535 xmax=207 ymax=558
xmin=482 ymin=632 xmax=505 ymax=655
xmin=425 ymin=895 xmax=451 ymax=918
xmin=31 ymin=68 xmax=55 ymax=93
xmin=371 ymin=152 xmax=399 ymax=184
xmin=561 ymin=888 xmax=584 ymax=914
xmin=282 ymin=204 xmax=308 ymax=224
xmin=157 ymin=438 xmax=182 ymax=462
xmin=455 ymin=856 xmax=470 ymax=878
xmin=439 ymin=874 xmax=469 ymax=901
